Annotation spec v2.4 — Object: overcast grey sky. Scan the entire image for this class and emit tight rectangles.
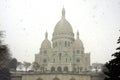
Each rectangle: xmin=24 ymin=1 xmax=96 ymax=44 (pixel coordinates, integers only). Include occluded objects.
xmin=0 ymin=0 xmax=120 ymax=64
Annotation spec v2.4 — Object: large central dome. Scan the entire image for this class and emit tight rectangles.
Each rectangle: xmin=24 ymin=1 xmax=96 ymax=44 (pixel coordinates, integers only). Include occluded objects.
xmin=53 ymin=7 xmax=73 ymax=34
xmin=54 ymin=18 xmax=73 ymax=33
xmin=52 ymin=7 xmax=74 ymax=47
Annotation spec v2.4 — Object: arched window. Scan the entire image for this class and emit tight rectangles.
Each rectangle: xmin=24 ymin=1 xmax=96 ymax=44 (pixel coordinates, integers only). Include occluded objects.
xmin=70 ymin=58 xmax=71 ymax=61
xmin=77 ymin=50 xmax=80 ymax=54
xmin=55 ymin=42 xmax=57 ymax=47
xmin=43 ymin=59 xmax=47 ymax=63
xmin=68 ymin=42 xmax=70 ymax=46
xmin=66 ymin=58 xmax=67 ymax=62
xmin=53 ymin=58 xmax=55 ymax=63
xmin=51 ymin=67 xmax=55 ymax=72
xmin=76 ymin=59 xmax=80 ymax=62
xmin=57 ymin=66 xmax=62 ymax=72
xmin=73 ymin=68 xmax=76 ymax=72
xmin=80 ymin=67 xmax=83 ymax=71
xmin=65 ymin=41 xmax=67 ymax=47
xmin=41 ymin=67 xmax=44 ymax=72
xmin=64 ymin=66 xmax=68 ymax=72
xmin=59 ymin=53 xmax=62 ymax=60
xmin=44 ymin=50 xmax=47 ymax=54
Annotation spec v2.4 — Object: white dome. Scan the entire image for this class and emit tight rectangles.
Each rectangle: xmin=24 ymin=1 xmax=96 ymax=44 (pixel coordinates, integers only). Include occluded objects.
xmin=54 ymin=18 xmax=73 ymax=34
xmin=53 ymin=7 xmax=73 ymax=34
xmin=41 ymin=32 xmax=51 ymax=49
xmin=72 ymin=31 xmax=84 ymax=48
xmin=73 ymin=38 xmax=84 ymax=48
xmin=41 ymin=39 xmax=51 ymax=49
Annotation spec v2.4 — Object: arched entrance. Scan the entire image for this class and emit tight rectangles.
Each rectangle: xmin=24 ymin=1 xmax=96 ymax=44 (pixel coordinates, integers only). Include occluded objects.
xmin=57 ymin=66 xmax=62 ymax=72
xmin=64 ymin=66 xmax=68 ymax=72
xmin=51 ymin=67 xmax=55 ymax=72
xmin=73 ymin=68 xmax=76 ymax=72
xmin=36 ymin=77 xmax=43 ymax=80
xmin=70 ymin=77 xmax=75 ymax=80
xmin=53 ymin=76 xmax=60 ymax=80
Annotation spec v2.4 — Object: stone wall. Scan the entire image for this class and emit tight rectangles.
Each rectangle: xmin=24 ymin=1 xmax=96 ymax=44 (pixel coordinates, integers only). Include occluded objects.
xmin=22 ymin=73 xmax=91 ymax=80
xmin=91 ymin=72 xmax=105 ymax=80
xmin=11 ymin=73 xmax=22 ymax=80
xmin=11 ymin=72 xmax=105 ymax=80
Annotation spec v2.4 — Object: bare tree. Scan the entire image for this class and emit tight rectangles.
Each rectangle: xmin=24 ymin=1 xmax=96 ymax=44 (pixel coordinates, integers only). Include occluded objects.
xmin=23 ymin=61 xmax=31 ymax=71
xmin=17 ymin=62 xmax=23 ymax=71
xmin=32 ymin=62 xmax=40 ymax=72
xmin=92 ymin=63 xmax=103 ymax=72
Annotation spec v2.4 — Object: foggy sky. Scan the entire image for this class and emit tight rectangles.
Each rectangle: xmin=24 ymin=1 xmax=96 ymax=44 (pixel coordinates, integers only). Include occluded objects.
xmin=0 ymin=0 xmax=120 ymax=64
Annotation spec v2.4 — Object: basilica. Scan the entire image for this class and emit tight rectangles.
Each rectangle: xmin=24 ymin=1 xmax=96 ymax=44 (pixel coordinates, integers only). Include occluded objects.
xmin=11 ymin=8 xmax=105 ymax=80
xmin=35 ymin=7 xmax=90 ymax=73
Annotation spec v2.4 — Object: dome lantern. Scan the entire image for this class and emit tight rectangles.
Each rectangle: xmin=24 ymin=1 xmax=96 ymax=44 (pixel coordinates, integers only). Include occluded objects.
xmin=62 ymin=7 xmax=65 ymax=18
xmin=45 ymin=31 xmax=48 ymax=39
xmin=77 ymin=31 xmax=79 ymax=39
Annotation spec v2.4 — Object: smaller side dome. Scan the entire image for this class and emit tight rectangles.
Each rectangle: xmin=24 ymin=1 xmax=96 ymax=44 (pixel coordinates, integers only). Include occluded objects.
xmin=41 ymin=39 xmax=51 ymax=49
xmin=41 ymin=32 xmax=51 ymax=49
xmin=73 ymin=39 xmax=84 ymax=48
xmin=72 ymin=31 xmax=84 ymax=48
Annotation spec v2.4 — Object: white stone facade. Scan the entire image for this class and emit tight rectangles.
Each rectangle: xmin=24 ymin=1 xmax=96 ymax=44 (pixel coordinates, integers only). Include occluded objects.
xmin=22 ymin=73 xmax=91 ymax=80
xmin=35 ymin=8 xmax=90 ymax=73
